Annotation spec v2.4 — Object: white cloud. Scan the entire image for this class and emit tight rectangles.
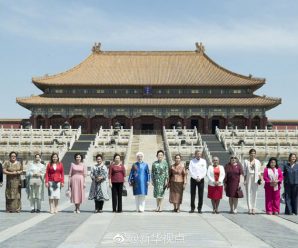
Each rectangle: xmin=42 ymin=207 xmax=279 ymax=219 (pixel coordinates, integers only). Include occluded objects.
xmin=1 ymin=1 xmax=298 ymax=53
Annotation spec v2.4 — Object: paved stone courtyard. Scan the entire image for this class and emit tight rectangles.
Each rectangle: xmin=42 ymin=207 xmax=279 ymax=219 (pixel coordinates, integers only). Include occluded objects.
xmin=0 ymin=176 xmax=297 ymax=248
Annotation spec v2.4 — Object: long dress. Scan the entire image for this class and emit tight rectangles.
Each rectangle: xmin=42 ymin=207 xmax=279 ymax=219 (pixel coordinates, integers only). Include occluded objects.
xmin=128 ymin=161 xmax=150 ymax=196
xmin=224 ymin=163 xmax=243 ymax=198
xmin=69 ymin=163 xmax=87 ymax=204
xmin=3 ymin=161 xmax=23 ymax=212
xmin=283 ymin=163 xmax=298 ymax=215
xmin=152 ymin=160 xmax=169 ymax=198
xmin=169 ymin=163 xmax=186 ymax=204
xmin=263 ymin=167 xmax=283 ymax=213
xmin=88 ymin=163 xmax=109 ymax=202
xmin=26 ymin=162 xmax=45 ymax=203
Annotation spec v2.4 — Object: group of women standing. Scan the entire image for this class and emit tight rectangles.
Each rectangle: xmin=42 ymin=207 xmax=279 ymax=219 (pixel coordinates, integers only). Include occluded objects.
xmin=208 ymin=149 xmax=298 ymax=215
xmin=0 ymin=151 xmax=125 ymax=214
xmin=0 ymin=150 xmax=298 ymax=216
xmin=127 ymin=150 xmax=187 ymax=213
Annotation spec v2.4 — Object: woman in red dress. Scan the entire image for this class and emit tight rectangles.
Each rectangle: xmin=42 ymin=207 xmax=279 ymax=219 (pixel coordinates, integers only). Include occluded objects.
xmin=207 ymin=157 xmax=225 ymax=213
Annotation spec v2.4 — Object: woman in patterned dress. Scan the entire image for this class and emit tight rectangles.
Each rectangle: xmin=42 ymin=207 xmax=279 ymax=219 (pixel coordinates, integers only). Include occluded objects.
xmin=2 ymin=151 xmax=23 ymax=213
xmin=151 ymin=150 xmax=169 ymax=212
xmin=88 ymin=154 xmax=109 ymax=213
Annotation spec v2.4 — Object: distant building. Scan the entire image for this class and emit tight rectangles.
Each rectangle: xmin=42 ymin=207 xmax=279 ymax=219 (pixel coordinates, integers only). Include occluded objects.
xmin=17 ymin=42 xmax=281 ymax=133
xmin=270 ymin=120 xmax=298 ymax=130
xmin=0 ymin=119 xmax=22 ymax=128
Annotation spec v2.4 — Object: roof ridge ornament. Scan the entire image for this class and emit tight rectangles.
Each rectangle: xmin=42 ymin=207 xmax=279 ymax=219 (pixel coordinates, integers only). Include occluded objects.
xmin=92 ymin=42 xmax=101 ymax=54
xmin=195 ymin=42 xmax=205 ymax=53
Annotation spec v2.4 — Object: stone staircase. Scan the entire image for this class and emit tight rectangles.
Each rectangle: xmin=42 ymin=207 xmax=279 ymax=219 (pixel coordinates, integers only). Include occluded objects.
xmin=126 ymin=134 xmax=163 ymax=170
xmin=156 ymin=134 xmax=165 ymax=151
xmin=61 ymin=134 xmax=96 ymax=174
xmin=201 ymin=134 xmax=231 ymax=165
xmin=126 ymin=134 xmax=140 ymax=167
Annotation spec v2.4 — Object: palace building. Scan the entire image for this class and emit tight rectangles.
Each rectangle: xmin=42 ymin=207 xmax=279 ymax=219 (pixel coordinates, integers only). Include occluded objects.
xmin=17 ymin=42 xmax=281 ymax=134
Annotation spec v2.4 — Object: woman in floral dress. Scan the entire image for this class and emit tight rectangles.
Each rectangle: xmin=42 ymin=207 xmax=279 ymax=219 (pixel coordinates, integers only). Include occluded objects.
xmin=88 ymin=154 xmax=109 ymax=213
xmin=151 ymin=150 xmax=169 ymax=212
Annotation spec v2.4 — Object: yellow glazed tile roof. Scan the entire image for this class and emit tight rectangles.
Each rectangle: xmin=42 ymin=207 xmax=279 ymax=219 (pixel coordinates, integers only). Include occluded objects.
xmin=32 ymin=50 xmax=265 ymax=88
xmin=17 ymin=95 xmax=280 ymax=108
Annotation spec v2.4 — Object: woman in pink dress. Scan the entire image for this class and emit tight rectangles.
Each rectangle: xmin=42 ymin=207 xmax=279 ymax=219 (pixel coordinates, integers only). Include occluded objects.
xmin=69 ymin=153 xmax=87 ymax=213
xmin=263 ymin=157 xmax=283 ymax=215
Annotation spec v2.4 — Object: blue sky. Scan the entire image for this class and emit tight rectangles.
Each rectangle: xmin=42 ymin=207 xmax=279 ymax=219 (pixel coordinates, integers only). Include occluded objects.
xmin=0 ymin=0 xmax=297 ymax=119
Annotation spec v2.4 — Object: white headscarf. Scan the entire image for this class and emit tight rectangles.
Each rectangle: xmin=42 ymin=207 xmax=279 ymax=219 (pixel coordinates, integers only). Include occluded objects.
xmin=136 ymin=152 xmax=144 ymax=158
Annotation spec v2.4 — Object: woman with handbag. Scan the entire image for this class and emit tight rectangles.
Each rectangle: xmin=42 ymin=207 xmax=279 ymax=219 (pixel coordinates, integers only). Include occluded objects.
xmin=26 ymin=154 xmax=45 ymax=213
xmin=2 ymin=151 xmax=23 ymax=213
xmin=69 ymin=153 xmax=87 ymax=214
xmin=151 ymin=150 xmax=169 ymax=212
xmin=45 ymin=153 xmax=65 ymax=214
xmin=224 ymin=156 xmax=244 ymax=214
xmin=283 ymin=153 xmax=298 ymax=215
xmin=89 ymin=154 xmax=109 ymax=213
xmin=207 ymin=157 xmax=225 ymax=214
xmin=263 ymin=157 xmax=283 ymax=215
xmin=243 ymin=149 xmax=262 ymax=215
xmin=109 ymin=153 xmax=126 ymax=213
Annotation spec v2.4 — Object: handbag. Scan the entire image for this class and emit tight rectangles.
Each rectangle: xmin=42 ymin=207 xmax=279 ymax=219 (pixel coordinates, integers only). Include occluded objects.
xmin=20 ymin=178 xmax=27 ymax=188
xmin=20 ymin=174 xmax=27 ymax=188
xmin=65 ymin=188 xmax=71 ymax=198
xmin=66 ymin=180 xmax=71 ymax=198
xmin=122 ymin=185 xmax=128 ymax=197
xmin=236 ymin=186 xmax=244 ymax=198
xmin=30 ymin=177 xmax=41 ymax=186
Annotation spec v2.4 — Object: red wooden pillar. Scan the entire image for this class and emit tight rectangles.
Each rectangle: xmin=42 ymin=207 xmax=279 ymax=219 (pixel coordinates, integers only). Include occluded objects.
xmin=108 ymin=118 xmax=112 ymax=128
xmin=225 ymin=116 xmax=230 ymax=127
xmin=162 ymin=118 xmax=166 ymax=128
xmin=182 ymin=118 xmax=187 ymax=128
xmin=204 ymin=115 xmax=209 ymax=134
xmin=129 ymin=117 xmax=133 ymax=128
xmin=261 ymin=116 xmax=268 ymax=129
xmin=87 ymin=117 xmax=91 ymax=133
xmin=45 ymin=115 xmax=49 ymax=129
xmin=248 ymin=116 xmax=252 ymax=129
xmin=32 ymin=115 xmax=37 ymax=128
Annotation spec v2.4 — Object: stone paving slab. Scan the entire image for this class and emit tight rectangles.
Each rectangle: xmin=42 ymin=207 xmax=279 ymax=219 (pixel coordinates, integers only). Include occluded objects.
xmin=0 ymin=175 xmax=297 ymax=247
